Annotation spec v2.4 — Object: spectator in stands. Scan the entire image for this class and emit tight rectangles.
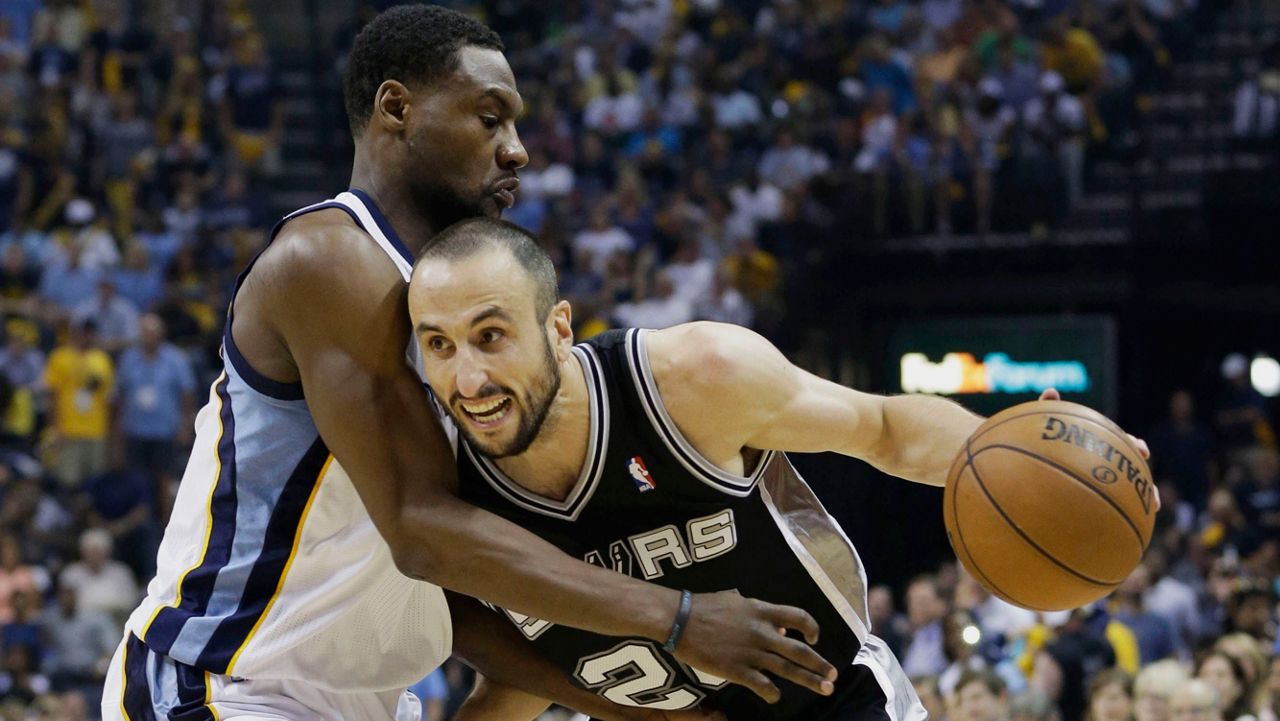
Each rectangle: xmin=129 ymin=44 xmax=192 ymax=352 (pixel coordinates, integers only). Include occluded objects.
xmin=0 ymin=535 xmax=39 ymax=627
xmin=42 ymin=319 xmax=113 ymax=488
xmin=40 ymin=583 xmax=114 ymax=697
xmin=758 ymin=128 xmax=831 ymax=192
xmin=573 ymin=204 xmax=635 ymax=277
xmin=1216 ymin=354 xmax=1274 ymax=464
xmin=1010 ymin=688 xmax=1061 ymax=721
xmin=1022 ymin=71 xmax=1087 ymax=220
xmin=1234 ymin=450 xmax=1280 ymax=542
xmin=1110 ymin=564 xmax=1182 ymax=664
xmin=36 ymin=236 xmax=100 ymax=319
xmin=0 ymin=318 xmax=43 ymax=391
xmin=217 ymin=32 xmax=283 ymax=174
xmin=1 ymin=589 xmax=40 ymax=661
xmin=903 ymin=574 xmax=949 ymax=677
xmin=71 ymin=278 xmax=139 ymax=355
xmin=612 ymin=270 xmax=695 ymax=330
xmin=964 ymin=78 xmax=1018 ymax=236
xmin=914 ymin=674 xmax=947 ymax=721
xmin=95 ymin=89 xmax=153 ymax=240
xmin=113 ymin=313 xmax=195 ymax=520
xmin=1224 ymin=582 xmax=1277 ymax=645
xmin=1233 ymin=42 xmax=1280 ymax=141
xmin=1197 ymin=652 xmax=1257 ymax=721
xmin=1136 ymin=660 xmax=1190 ymax=721
xmin=0 ymin=641 xmax=47 ymax=706
xmin=1150 ymin=390 xmax=1216 ymax=510
xmin=58 ymin=529 xmax=137 ymax=623
xmin=112 ymin=241 xmax=164 ymax=312
xmin=1088 ymin=669 xmax=1135 ymax=721
xmin=955 ymin=669 xmax=1010 ymax=721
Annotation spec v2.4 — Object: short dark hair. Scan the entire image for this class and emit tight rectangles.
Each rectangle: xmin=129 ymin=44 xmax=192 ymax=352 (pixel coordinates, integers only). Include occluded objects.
xmin=343 ymin=4 xmax=503 ymax=135
xmin=416 ymin=218 xmax=558 ymax=319
xmin=956 ymin=668 xmax=1006 ymax=698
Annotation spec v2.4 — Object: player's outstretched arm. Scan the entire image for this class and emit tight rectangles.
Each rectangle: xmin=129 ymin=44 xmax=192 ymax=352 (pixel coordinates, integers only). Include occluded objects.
xmin=647 ymin=322 xmax=984 ymax=487
xmin=244 ymin=226 xmax=835 ymax=703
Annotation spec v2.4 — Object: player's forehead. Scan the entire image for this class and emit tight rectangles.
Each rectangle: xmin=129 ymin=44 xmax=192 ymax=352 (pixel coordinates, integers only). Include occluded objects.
xmin=446 ymin=46 xmax=522 ymax=111
xmin=411 ymin=252 xmax=535 ymax=324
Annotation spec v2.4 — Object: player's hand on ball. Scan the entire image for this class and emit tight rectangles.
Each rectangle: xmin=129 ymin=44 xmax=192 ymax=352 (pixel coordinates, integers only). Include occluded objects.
xmin=1037 ymin=388 xmax=1158 ymax=510
xmin=673 ymin=591 xmax=837 ymax=704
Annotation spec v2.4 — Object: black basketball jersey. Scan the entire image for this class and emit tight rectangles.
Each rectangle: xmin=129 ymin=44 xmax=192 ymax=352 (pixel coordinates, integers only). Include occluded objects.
xmin=456 ymin=328 xmax=875 ymax=720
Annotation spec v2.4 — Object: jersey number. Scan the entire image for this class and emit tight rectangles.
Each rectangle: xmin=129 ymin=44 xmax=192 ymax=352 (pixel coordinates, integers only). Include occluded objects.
xmin=574 ymin=641 xmax=723 ymax=710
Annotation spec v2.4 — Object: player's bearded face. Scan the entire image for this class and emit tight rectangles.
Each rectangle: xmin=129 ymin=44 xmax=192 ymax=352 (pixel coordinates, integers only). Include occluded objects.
xmin=450 ymin=331 xmax=561 ymax=459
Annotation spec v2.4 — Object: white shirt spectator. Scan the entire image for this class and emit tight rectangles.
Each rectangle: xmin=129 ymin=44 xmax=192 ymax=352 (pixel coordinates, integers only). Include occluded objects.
xmin=758 ymin=142 xmax=831 ymax=191
xmin=1233 ymin=71 xmax=1280 ymax=138
xmin=695 ymin=285 xmax=753 ymax=327
xmin=856 ymin=113 xmax=898 ymax=173
xmin=1022 ymin=93 xmax=1086 ymax=141
xmin=60 ymin=560 xmax=138 ymax=620
xmin=72 ymin=290 xmax=140 ymax=348
xmin=1145 ymin=574 xmax=1201 ymax=643
xmin=712 ymin=89 xmax=764 ymax=130
xmin=574 ymin=224 xmax=636 ymax=276
xmin=614 ymin=294 xmax=695 ymax=330
xmin=729 ymin=181 xmax=784 ymax=226
xmin=664 ymin=257 xmax=716 ymax=304
xmin=583 ymin=92 xmax=644 ymax=135
xmin=522 ymin=162 xmax=575 ymax=200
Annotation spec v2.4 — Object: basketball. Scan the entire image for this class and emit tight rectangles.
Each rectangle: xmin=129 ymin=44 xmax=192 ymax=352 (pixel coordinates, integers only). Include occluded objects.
xmin=944 ymin=400 xmax=1157 ymax=611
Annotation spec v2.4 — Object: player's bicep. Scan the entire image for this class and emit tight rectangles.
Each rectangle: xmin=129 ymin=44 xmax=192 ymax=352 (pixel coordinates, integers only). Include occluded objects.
xmin=746 ymin=370 xmax=888 ymax=458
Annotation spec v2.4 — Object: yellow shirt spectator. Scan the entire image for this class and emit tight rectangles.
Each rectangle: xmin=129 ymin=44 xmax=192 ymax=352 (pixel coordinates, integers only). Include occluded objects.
xmin=1043 ymin=28 xmax=1105 ymax=93
xmin=44 ymin=343 xmax=115 ymax=440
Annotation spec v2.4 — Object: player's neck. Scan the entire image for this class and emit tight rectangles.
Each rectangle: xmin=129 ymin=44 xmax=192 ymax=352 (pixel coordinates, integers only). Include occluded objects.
xmin=349 ymin=153 xmax=437 ymax=256
xmin=493 ymin=353 xmax=591 ymax=501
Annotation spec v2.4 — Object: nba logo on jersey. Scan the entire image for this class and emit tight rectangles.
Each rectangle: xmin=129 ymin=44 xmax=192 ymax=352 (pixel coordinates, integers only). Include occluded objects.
xmin=628 ymin=456 xmax=656 ymax=493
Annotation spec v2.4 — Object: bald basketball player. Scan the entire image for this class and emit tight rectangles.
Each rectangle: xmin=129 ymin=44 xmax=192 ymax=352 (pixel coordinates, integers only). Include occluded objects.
xmin=103 ymin=6 xmax=830 ymax=721
xmin=404 ymin=218 xmax=1153 ymax=721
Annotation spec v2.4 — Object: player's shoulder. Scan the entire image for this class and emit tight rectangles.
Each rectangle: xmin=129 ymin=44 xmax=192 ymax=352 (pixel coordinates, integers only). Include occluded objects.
xmin=252 ymin=208 xmax=404 ymax=301
xmin=645 ymin=322 xmax=771 ymax=389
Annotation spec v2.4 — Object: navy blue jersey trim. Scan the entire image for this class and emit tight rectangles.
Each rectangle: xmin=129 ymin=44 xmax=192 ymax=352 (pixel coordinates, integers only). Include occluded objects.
xmin=196 ymin=437 xmax=331 ymax=672
xmin=347 ymin=188 xmax=415 ymax=266
xmin=145 ymin=375 xmax=240 ymax=655
xmin=220 ymin=199 xmax=360 ymax=402
xmin=170 ymin=660 xmax=216 ymax=721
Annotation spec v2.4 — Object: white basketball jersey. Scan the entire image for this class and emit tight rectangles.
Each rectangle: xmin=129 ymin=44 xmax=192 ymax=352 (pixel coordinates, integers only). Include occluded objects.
xmin=125 ymin=190 xmax=453 ymax=693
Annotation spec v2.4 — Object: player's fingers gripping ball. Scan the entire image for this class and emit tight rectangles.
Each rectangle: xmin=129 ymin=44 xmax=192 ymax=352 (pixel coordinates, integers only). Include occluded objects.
xmin=944 ymin=400 xmax=1156 ymax=611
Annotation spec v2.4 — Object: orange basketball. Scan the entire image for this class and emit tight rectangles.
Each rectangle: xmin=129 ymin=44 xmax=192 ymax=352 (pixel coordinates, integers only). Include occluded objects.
xmin=944 ymin=400 xmax=1156 ymax=611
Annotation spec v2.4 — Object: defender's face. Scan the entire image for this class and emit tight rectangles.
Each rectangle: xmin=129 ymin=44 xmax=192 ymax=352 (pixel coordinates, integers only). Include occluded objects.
xmin=406 ymin=47 xmax=528 ymax=224
xmin=409 ymin=250 xmax=564 ymax=458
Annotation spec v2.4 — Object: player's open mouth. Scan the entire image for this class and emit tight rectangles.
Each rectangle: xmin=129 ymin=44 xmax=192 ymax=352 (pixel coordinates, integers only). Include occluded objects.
xmin=460 ymin=397 xmax=512 ymax=427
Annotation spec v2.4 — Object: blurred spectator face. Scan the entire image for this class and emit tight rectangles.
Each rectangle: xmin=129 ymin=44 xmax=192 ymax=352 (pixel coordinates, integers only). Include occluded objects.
xmin=1 ymin=245 xmax=23 ymax=273
xmin=1031 ymin=651 xmax=1064 ymax=702
xmin=1228 ymin=589 xmax=1274 ymax=639
xmin=869 ymin=586 xmax=894 ymax=627
xmin=1197 ymin=654 xmax=1243 ymax=712
xmin=906 ymin=577 xmax=944 ymax=628
xmin=914 ymin=677 xmax=945 ymax=721
xmin=1116 ymin=563 xmax=1151 ymax=599
xmin=61 ymin=691 xmax=88 ymax=721
xmin=652 ymin=272 xmax=675 ymax=299
xmin=1169 ymin=681 xmax=1221 ymax=721
xmin=1170 ymin=391 xmax=1195 ymax=422
xmin=71 ymin=321 xmax=99 ymax=351
xmin=0 ymin=535 xmax=20 ymax=570
xmin=589 ymin=206 xmax=611 ymax=231
xmin=957 ymin=677 xmax=1008 ymax=721
xmin=1266 ymin=656 xmax=1280 ymax=700
xmin=1091 ymin=682 xmax=1134 ymax=721
xmin=79 ymin=530 xmax=112 ymax=570
xmin=57 ymin=584 xmax=78 ymax=614
xmin=942 ymin=609 xmax=979 ymax=662
xmin=140 ymin=314 xmax=165 ymax=353
xmin=1136 ymin=661 xmax=1190 ymax=721
xmin=9 ymin=588 xmax=30 ymax=619
xmin=113 ymin=90 xmax=139 ymax=121
xmin=1248 ymin=450 xmax=1279 ymax=486
xmin=97 ymin=279 xmax=117 ymax=303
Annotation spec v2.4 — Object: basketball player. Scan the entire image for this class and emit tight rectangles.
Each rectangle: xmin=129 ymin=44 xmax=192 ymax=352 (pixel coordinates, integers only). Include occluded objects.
xmin=404 ymin=218 xmax=1152 ymax=721
xmin=102 ymin=6 xmax=834 ymax=720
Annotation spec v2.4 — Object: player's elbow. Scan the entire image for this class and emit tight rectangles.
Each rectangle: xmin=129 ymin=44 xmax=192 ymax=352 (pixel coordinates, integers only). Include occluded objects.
xmin=386 ymin=529 xmax=444 ymax=584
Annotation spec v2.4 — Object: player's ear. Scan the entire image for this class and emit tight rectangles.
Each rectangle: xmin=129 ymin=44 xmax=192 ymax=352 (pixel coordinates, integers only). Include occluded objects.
xmin=374 ymin=80 xmax=412 ymax=132
xmin=549 ymin=300 xmax=573 ymax=360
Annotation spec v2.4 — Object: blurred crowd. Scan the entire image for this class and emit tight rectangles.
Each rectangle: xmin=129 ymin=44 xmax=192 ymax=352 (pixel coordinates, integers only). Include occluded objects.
xmin=0 ymin=0 xmax=1271 ymax=720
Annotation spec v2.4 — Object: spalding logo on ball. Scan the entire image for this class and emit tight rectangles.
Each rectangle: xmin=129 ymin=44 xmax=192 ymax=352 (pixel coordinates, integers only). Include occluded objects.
xmin=944 ymin=400 xmax=1155 ymax=612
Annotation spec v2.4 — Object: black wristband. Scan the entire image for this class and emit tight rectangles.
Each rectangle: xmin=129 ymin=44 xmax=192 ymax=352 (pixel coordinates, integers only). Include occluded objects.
xmin=664 ymin=590 xmax=694 ymax=653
